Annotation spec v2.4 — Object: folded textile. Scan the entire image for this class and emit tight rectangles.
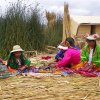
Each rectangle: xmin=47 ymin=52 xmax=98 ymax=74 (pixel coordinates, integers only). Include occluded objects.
xmin=75 ymin=68 xmax=97 ymax=77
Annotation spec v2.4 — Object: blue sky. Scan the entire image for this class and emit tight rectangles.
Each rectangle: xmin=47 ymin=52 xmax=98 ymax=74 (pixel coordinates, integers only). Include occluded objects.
xmin=0 ymin=0 xmax=100 ymax=16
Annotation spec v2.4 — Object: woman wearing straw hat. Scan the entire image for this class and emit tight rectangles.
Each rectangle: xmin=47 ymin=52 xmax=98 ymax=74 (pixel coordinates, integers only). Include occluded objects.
xmin=7 ymin=45 xmax=31 ymax=73
xmin=73 ymin=34 xmax=100 ymax=72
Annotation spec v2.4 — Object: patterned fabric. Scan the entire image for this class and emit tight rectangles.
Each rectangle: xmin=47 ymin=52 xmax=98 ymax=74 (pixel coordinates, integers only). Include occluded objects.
xmin=0 ymin=63 xmax=11 ymax=78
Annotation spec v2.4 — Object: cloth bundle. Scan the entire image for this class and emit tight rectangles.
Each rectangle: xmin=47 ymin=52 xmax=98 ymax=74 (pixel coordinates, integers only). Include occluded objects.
xmin=0 ymin=63 xmax=11 ymax=78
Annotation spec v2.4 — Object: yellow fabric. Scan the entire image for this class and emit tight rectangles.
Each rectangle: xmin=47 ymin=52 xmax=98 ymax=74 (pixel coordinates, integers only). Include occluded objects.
xmin=72 ymin=62 xmax=100 ymax=71
xmin=72 ymin=62 xmax=84 ymax=69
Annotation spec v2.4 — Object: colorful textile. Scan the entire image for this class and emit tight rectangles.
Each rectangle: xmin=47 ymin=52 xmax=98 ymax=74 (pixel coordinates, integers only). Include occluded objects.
xmin=41 ymin=56 xmax=51 ymax=60
xmin=72 ymin=62 xmax=84 ymax=69
xmin=75 ymin=67 xmax=97 ymax=77
xmin=0 ymin=72 xmax=12 ymax=78
xmin=0 ymin=62 xmax=11 ymax=78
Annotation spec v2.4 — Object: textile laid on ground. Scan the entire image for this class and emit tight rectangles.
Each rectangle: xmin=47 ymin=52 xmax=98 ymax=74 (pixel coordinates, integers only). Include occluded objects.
xmin=0 ymin=62 xmax=18 ymax=78
xmin=21 ymin=69 xmax=75 ymax=78
xmin=75 ymin=67 xmax=100 ymax=77
xmin=1 ymin=55 xmax=100 ymax=78
xmin=0 ymin=62 xmax=11 ymax=78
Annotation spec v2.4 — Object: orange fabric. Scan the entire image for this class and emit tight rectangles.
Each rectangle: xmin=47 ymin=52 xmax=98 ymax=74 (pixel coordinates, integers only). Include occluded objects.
xmin=7 ymin=67 xmax=17 ymax=73
xmin=72 ymin=62 xmax=84 ymax=70
xmin=53 ymin=70 xmax=62 ymax=75
xmin=95 ymin=67 xmax=100 ymax=71
xmin=72 ymin=62 xmax=100 ymax=71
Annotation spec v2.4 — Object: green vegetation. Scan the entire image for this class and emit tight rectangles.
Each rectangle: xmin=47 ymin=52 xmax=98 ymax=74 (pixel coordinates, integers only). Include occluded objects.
xmin=0 ymin=0 xmax=62 ymax=59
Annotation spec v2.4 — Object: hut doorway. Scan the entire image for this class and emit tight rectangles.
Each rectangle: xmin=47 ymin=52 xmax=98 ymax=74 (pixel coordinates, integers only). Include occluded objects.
xmin=91 ymin=25 xmax=96 ymax=35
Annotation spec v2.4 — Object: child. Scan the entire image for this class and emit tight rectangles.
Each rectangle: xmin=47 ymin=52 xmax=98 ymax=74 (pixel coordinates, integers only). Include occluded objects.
xmin=7 ymin=45 xmax=31 ymax=73
xmin=55 ymin=44 xmax=68 ymax=62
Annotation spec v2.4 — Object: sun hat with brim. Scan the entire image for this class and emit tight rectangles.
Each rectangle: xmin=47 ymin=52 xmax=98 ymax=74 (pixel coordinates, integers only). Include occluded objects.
xmin=57 ymin=45 xmax=68 ymax=50
xmin=86 ymin=35 xmax=96 ymax=40
xmin=10 ymin=45 xmax=24 ymax=53
xmin=86 ymin=34 xmax=100 ymax=41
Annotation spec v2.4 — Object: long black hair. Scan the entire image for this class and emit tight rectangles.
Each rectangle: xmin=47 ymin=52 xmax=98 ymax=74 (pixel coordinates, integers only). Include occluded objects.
xmin=92 ymin=40 xmax=96 ymax=52
xmin=66 ymin=37 xmax=75 ymax=47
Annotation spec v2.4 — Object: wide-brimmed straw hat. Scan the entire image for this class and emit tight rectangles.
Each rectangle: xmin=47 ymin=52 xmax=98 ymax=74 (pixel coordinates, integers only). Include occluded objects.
xmin=86 ymin=34 xmax=100 ymax=40
xmin=10 ymin=45 xmax=24 ymax=53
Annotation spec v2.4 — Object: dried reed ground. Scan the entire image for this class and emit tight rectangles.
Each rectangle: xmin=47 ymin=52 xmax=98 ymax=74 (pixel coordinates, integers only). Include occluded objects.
xmin=0 ymin=75 xmax=100 ymax=100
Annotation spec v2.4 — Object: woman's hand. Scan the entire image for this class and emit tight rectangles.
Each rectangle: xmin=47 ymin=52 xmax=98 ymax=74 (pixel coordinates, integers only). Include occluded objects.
xmin=84 ymin=62 xmax=93 ymax=68
xmin=18 ymin=65 xmax=27 ymax=70
xmin=49 ymin=62 xmax=56 ymax=68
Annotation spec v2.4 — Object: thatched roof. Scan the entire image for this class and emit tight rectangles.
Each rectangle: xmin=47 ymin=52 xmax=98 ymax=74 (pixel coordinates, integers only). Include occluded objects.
xmin=70 ymin=16 xmax=100 ymax=35
xmin=71 ymin=16 xmax=100 ymax=25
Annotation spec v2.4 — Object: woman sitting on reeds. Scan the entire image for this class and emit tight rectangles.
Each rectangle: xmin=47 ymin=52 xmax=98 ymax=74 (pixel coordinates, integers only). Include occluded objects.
xmin=55 ymin=38 xmax=80 ymax=62
xmin=50 ymin=37 xmax=81 ymax=70
xmin=73 ymin=34 xmax=100 ymax=71
xmin=7 ymin=45 xmax=31 ymax=73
